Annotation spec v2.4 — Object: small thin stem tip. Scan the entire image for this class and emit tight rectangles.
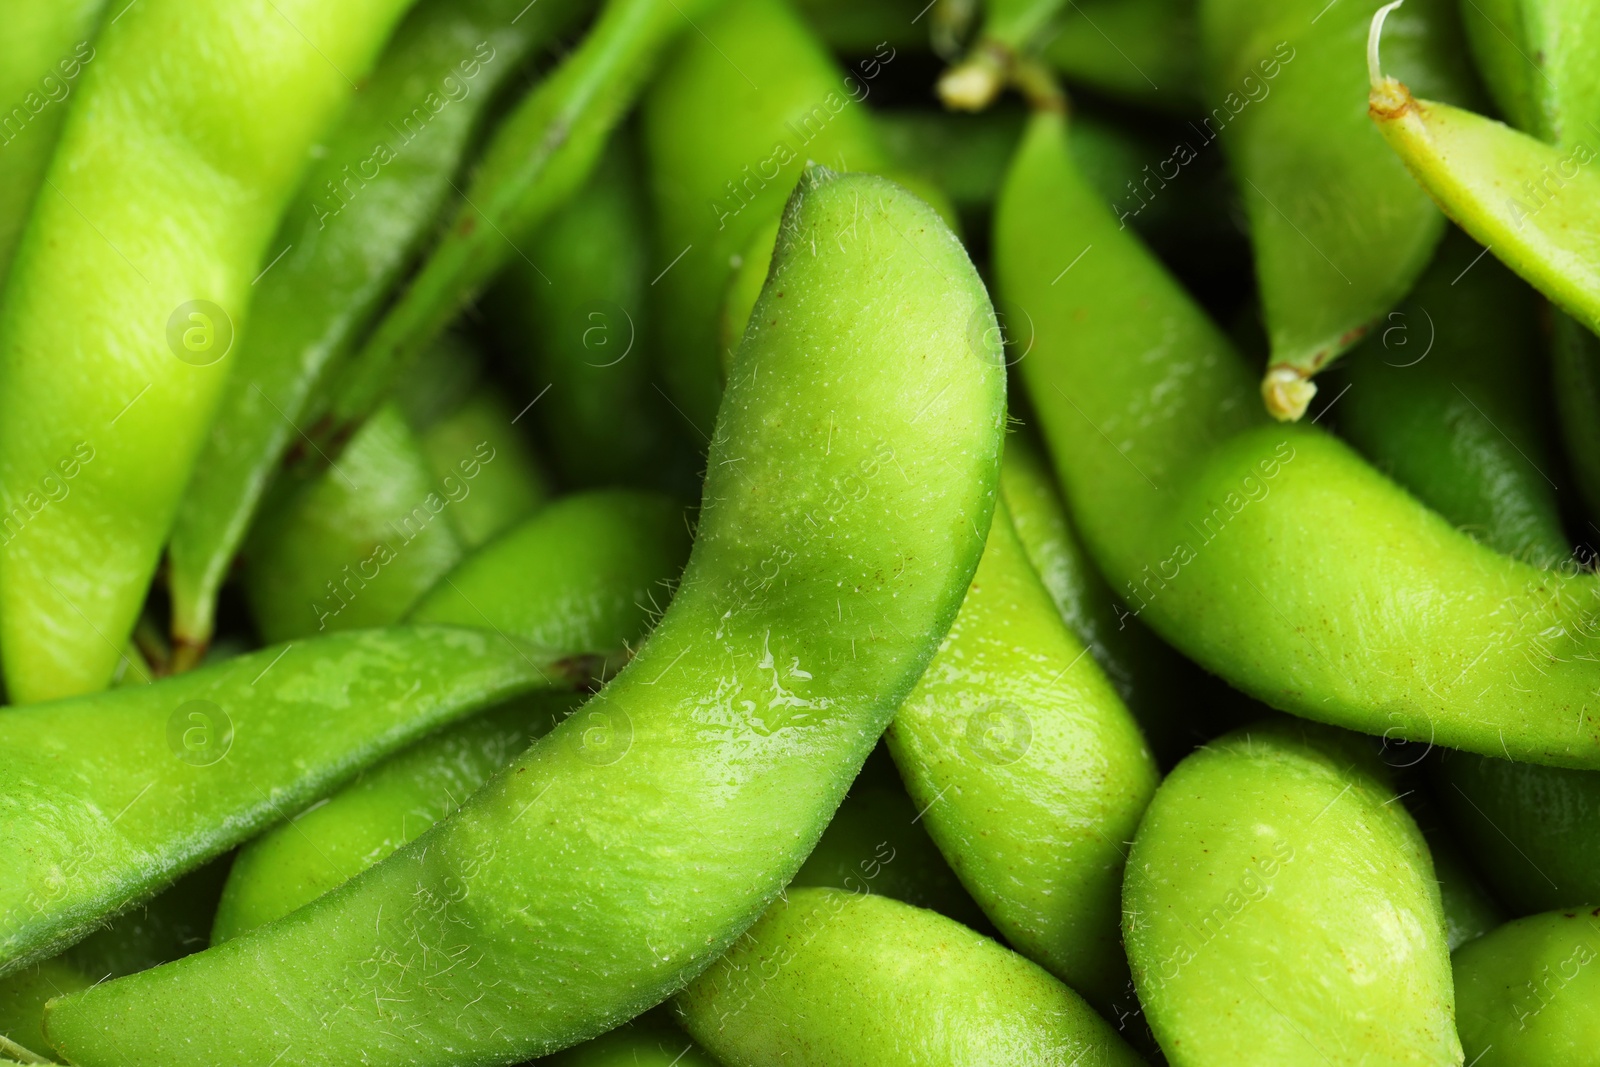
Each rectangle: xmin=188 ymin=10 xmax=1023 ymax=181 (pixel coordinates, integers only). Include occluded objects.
xmin=1368 ymin=0 xmax=1406 ymax=89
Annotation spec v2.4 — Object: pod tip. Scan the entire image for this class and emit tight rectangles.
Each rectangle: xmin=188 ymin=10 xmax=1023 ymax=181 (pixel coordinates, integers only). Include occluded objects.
xmin=1262 ymin=366 xmax=1316 ymax=422
xmin=939 ymin=54 xmax=1004 ymax=111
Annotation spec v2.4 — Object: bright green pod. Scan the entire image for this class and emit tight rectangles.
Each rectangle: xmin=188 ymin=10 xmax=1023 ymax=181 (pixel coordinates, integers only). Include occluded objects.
xmin=676 ymin=888 xmax=1146 ymax=1065
xmin=485 ymin=133 xmax=677 ymax=489
xmin=643 ymin=0 xmax=905 ymax=432
xmin=886 ymin=495 xmax=1158 ymax=1008
xmin=414 ymin=387 xmax=549 ymax=548
xmin=1453 ymin=908 xmax=1600 ymax=1066
xmin=999 ymin=433 xmax=1205 ymax=765
xmin=215 ymin=491 xmax=691 ymax=938
xmin=243 ymin=403 xmax=467 ymax=642
xmin=44 ymin=170 xmax=1005 ymax=1066
xmin=164 ymin=0 xmax=587 ymax=659
xmin=1335 ymin=228 xmax=1568 ymax=567
xmin=1403 ymin=789 xmax=1506 ymax=951
xmin=540 ymin=1016 xmax=717 ymax=1067
xmin=1201 ymin=0 xmax=1478 ymax=420
xmin=0 ymin=627 xmax=568 ymax=977
xmin=876 ymin=106 xmax=1027 ymax=224
xmin=791 ymin=748 xmax=990 ymax=930
xmin=0 ymin=956 xmax=88 ymax=1061
xmin=1043 ymin=0 xmax=1201 ymax=114
xmin=324 ymin=0 xmax=718 ymax=443
xmin=0 ymin=0 xmax=106 ymax=289
xmin=1457 ymin=0 xmax=1600 ymax=144
xmin=0 ymin=860 xmax=227 ymax=1058
xmin=1435 ymin=753 xmax=1600 ymax=913
xmin=997 ymin=107 xmax=1600 ymax=767
xmin=211 ymin=692 xmax=579 ymax=943
xmin=0 ymin=0 xmax=418 ymax=704
xmin=1124 ymin=721 xmax=1459 ymax=1065
xmin=1369 ymin=19 xmax=1600 ymax=350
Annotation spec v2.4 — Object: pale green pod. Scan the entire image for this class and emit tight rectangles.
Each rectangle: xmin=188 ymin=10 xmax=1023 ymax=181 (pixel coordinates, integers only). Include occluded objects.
xmin=676 ymin=888 xmax=1146 ymax=1066
xmin=1453 ymin=908 xmax=1600 ymax=1066
xmin=1124 ymin=720 xmax=1460 ymax=1066
xmin=887 ymin=497 xmax=1157 ymax=1009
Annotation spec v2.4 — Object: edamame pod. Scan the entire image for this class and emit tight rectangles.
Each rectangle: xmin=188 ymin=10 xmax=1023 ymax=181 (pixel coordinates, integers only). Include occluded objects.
xmin=1435 ymin=753 xmax=1600 ymax=913
xmin=412 ymin=386 xmax=549 ymax=548
xmin=165 ymin=0 xmax=585 ymax=660
xmin=998 ymin=107 xmax=1600 ymax=767
xmin=1453 ymin=908 xmax=1600 ymax=1066
xmin=1124 ymin=721 xmax=1459 ymax=1065
xmin=1368 ymin=6 xmax=1600 ymax=347
xmin=485 ymin=133 xmax=676 ymax=489
xmin=791 ymin=748 xmax=990 ymax=930
xmin=211 ymin=692 xmax=580 ymax=942
xmin=1000 ymin=433 xmax=1209 ymax=764
xmin=44 ymin=169 xmax=1006 ymax=1067
xmin=324 ymin=0 xmax=719 ymax=442
xmin=1201 ymin=0 xmax=1478 ymax=420
xmin=0 ymin=626 xmax=571 ymax=977
xmin=1457 ymin=0 xmax=1600 ymax=145
xmin=1043 ymin=0 xmax=1201 ymax=114
xmin=0 ymin=0 xmax=418 ymax=703
xmin=1335 ymin=228 xmax=1568 ymax=566
xmin=676 ymin=888 xmax=1146 ymax=1066
xmin=243 ymin=403 xmax=467 ymax=641
xmin=644 ymin=0 xmax=910 ymax=431
xmin=541 ymin=1016 xmax=716 ymax=1066
xmin=0 ymin=0 xmax=106 ymax=288
xmin=215 ymin=490 xmax=692 ymax=936
xmin=886 ymin=496 xmax=1158 ymax=1008
xmin=0 ymin=859 xmax=227 ymax=1056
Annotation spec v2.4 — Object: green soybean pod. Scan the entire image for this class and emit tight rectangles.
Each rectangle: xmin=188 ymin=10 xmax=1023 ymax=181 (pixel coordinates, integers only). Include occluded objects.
xmin=324 ymin=0 xmax=718 ymax=443
xmin=0 ymin=956 xmax=88 ymax=1061
xmin=1434 ymin=753 xmax=1600 ymax=913
xmin=243 ymin=403 xmax=467 ymax=642
xmin=211 ymin=693 xmax=579 ymax=943
xmin=887 ymin=496 xmax=1158 ymax=1008
xmin=997 ymin=106 xmax=1600 ymax=766
xmin=1201 ymin=0 xmax=1479 ymax=420
xmin=0 ymin=627 xmax=569 ymax=977
xmin=413 ymin=386 xmax=550 ymax=548
xmin=0 ymin=0 xmax=419 ymax=705
xmin=790 ymin=748 xmax=991 ymax=929
xmin=165 ymin=0 xmax=587 ymax=660
xmin=1043 ymin=0 xmax=1201 ymax=114
xmin=643 ymin=0 xmax=905 ymax=431
xmin=0 ymin=0 xmax=106 ymax=288
xmin=1368 ymin=10 xmax=1600 ymax=347
xmin=213 ymin=491 xmax=692 ymax=938
xmin=999 ymin=434 xmax=1203 ymax=765
xmin=485 ymin=132 xmax=674 ymax=489
xmin=1453 ymin=908 xmax=1600 ymax=1066
xmin=1125 ymin=721 xmax=1459 ymax=1065
xmin=0 ymin=859 xmax=227 ymax=1058
xmin=676 ymin=888 xmax=1146 ymax=1066
xmin=540 ymin=1017 xmax=717 ymax=1066
xmin=43 ymin=169 xmax=1005 ymax=1067
xmin=1335 ymin=228 xmax=1568 ymax=567
xmin=1457 ymin=0 xmax=1600 ymax=145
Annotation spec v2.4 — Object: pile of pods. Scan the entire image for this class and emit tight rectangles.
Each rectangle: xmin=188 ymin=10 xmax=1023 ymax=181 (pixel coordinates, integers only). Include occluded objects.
xmin=2 ymin=0 xmax=1599 ymax=1064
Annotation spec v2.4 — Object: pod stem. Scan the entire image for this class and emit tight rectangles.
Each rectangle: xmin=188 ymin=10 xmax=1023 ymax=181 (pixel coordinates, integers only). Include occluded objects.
xmin=1367 ymin=0 xmax=1412 ymax=113
xmin=0 ymin=1034 xmax=52 ymax=1065
xmin=1013 ymin=56 xmax=1068 ymax=114
xmin=938 ymin=39 xmax=1011 ymax=111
